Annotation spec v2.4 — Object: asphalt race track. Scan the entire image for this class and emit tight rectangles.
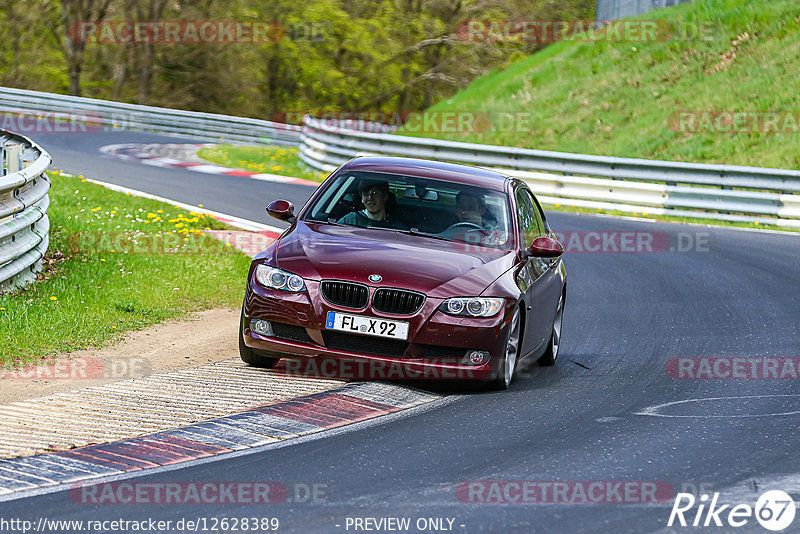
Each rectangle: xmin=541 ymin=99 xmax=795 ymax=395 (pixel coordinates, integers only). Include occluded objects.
xmin=5 ymin=131 xmax=800 ymax=533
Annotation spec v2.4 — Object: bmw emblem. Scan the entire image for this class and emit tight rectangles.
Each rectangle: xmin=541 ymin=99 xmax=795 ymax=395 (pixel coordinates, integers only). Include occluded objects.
xmin=368 ymin=274 xmax=382 ymax=283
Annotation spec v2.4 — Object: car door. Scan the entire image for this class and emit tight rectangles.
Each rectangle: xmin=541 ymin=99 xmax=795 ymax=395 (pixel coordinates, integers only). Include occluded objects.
xmin=514 ymin=186 xmax=551 ymax=355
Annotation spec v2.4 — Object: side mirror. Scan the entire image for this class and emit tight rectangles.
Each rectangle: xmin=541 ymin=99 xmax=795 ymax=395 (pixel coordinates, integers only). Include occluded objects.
xmin=527 ymin=236 xmax=564 ymax=258
xmin=266 ymin=200 xmax=296 ymax=223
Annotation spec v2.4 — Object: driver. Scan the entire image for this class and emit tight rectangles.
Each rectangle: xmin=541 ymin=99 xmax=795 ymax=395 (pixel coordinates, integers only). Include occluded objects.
xmin=455 ymin=191 xmax=488 ymax=227
xmin=338 ymin=179 xmax=406 ymax=229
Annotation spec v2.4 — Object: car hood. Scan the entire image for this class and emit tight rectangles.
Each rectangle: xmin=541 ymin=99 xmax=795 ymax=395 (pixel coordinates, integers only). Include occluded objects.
xmin=273 ymin=222 xmax=515 ymax=297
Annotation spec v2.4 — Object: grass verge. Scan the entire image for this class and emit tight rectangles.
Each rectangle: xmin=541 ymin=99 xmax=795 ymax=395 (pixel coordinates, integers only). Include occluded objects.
xmin=0 ymin=171 xmax=252 ymax=368
xmin=197 ymin=144 xmax=329 ymax=183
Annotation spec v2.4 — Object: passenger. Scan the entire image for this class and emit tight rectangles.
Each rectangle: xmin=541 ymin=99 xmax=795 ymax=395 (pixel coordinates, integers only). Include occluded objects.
xmin=338 ymin=179 xmax=406 ymax=229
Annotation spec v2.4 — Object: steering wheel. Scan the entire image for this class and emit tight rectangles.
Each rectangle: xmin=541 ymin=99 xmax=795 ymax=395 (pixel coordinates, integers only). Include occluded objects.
xmin=444 ymin=222 xmax=485 ymax=232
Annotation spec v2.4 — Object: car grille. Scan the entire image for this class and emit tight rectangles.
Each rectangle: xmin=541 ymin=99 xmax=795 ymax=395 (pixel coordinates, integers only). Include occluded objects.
xmin=321 ymin=281 xmax=369 ymax=309
xmin=372 ymin=288 xmax=425 ymax=315
xmin=271 ymin=322 xmax=312 ymax=343
xmin=323 ymin=332 xmax=408 ymax=358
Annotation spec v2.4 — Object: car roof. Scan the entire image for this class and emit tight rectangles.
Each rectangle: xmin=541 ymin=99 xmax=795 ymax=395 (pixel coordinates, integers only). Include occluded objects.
xmin=339 ymin=156 xmax=511 ymax=192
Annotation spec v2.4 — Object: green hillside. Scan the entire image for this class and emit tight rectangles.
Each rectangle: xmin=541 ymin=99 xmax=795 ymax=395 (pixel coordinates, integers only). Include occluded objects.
xmin=403 ymin=0 xmax=800 ymax=170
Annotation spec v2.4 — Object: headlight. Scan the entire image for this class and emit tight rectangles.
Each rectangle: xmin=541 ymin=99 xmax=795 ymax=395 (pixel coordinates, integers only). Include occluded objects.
xmin=255 ymin=265 xmax=306 ymax=292
xmin=439 ymin=297 xmax=503 ymax=317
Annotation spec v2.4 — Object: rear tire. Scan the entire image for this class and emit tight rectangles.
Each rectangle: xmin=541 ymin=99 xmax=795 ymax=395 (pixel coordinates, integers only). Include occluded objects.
xmin=489 ymin=308 xmax=521 ymax=390
xmin=539 ymin=292 xmax=564 ymax=367
xmin=239 ymin=304 xmax=280 ymax=369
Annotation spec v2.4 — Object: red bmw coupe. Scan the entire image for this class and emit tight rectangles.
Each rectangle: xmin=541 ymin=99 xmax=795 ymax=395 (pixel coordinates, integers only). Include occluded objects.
xmin=240 ymin=156 xmax=565 ymax=389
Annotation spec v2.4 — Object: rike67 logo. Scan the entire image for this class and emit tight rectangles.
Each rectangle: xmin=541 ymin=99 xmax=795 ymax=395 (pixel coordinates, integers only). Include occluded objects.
xmin=668 ymin=490 xmax=796 ymax=531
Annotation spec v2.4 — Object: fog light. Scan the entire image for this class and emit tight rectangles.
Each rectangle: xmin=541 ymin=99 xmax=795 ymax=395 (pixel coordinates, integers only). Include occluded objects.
xmin=251 ymin=319 xmax=273 ymax=336
xmin=464 ymin=350 xmax=489 ymax=366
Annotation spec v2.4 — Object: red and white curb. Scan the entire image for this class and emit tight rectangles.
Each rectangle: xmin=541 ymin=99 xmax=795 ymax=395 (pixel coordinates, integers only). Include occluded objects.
xmin=0 ymin=382 xmax=441 ymax=498
xmin=99 ymin=143 xmax=319 ymax=186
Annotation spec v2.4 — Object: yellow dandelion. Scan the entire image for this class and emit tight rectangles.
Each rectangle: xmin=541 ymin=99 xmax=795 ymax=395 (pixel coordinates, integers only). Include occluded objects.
xmin=50 ymin=296 xmax=57 ymax=301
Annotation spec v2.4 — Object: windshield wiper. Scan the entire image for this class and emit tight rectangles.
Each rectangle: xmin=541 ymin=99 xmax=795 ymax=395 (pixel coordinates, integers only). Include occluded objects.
xmin=394 ymin=228 xmax=453 ymax=243
xmin=321 ymin=218 xmax=348 ymax=227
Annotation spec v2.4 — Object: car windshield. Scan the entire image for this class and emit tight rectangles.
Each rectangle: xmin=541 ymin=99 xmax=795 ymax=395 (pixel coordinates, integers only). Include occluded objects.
xmin=303 ymin=171 xmax=514 ymax=250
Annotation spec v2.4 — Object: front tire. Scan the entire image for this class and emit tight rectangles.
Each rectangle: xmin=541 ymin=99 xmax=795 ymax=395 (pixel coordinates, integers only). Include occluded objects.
xmin=489 ymin=308 xmax=521 ymax=390
xmin=539 ymin=292 xmax=564 ymax=366
xmin=239 ymin=305 xmax=280 ymax=369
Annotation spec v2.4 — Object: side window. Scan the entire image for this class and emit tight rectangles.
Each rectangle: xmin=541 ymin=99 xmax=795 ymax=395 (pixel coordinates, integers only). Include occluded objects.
xmin=531 ymin=194 xmax=547 ymax=236
xmin=515 ymin=188 xmax=541 ymax=248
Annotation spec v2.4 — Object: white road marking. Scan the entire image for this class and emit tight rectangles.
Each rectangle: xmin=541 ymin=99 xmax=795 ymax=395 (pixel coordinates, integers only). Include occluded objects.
xmin=634 ymin=394 xmax=800 ymax=418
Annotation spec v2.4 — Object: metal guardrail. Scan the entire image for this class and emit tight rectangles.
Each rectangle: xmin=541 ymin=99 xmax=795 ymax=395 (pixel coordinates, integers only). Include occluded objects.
xmin=595 ymin=0 xmax=694 ymax=21
xmin=299 ymin=116 xmax=800 ymax=227
xmin=0 ymin=87 xmax=302 ymax=146
xmin=0 ymin=130 xmax=51 ymax=293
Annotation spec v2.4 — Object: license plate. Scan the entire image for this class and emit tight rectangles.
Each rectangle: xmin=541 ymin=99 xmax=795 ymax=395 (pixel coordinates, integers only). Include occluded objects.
xmin=325 ymin=312 xmax=409 ymax=340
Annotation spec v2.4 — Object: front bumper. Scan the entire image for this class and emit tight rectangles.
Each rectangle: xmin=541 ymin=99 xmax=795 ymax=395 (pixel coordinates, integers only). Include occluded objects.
xmin=242 ymin=278 xmax=513 ymax=381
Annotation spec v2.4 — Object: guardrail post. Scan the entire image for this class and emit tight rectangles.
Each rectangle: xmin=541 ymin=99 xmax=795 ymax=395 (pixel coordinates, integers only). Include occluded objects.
xmin=5 ymin=144 xmax=21 ymax=173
